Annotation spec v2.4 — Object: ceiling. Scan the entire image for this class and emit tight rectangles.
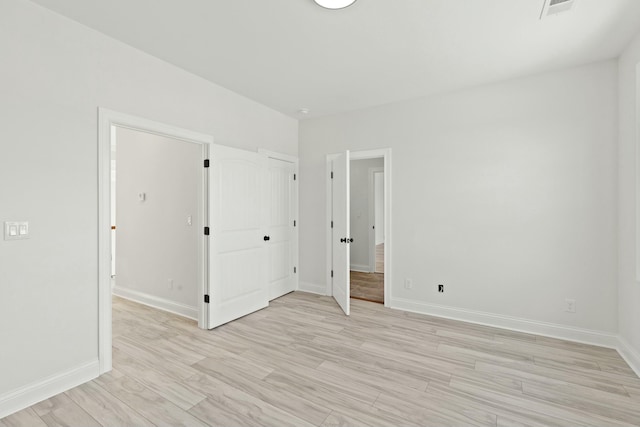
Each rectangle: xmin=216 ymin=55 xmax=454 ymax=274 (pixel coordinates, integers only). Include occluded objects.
xmin=29 ymin=0 xmax=640 ymax=118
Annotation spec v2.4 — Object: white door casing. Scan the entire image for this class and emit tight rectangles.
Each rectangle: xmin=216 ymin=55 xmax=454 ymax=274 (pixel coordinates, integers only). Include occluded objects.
xmin=266 ymin=158 xmax=297 ymax=300
xmin=326 ymin=148 xmax=392 ymax=308
xmin=98 ymin=108 xmax=213 ymax=373
xmin=332 ymin=151 xmax=350 ymax=315
xmin=368 ymin=166 xmax=384 ymax=273
xmin=208 ymin=144 xmax=268 ymax=328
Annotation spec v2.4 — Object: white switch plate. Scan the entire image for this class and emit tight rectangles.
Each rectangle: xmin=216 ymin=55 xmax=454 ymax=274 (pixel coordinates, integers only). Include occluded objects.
xmin=4 ymin=221 xmax=29 ymax=240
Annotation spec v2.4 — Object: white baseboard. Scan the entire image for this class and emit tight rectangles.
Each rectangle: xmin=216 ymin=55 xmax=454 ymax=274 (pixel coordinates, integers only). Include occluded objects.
xmin=618 ymin=336 xmax=640 ymax=377
xmin=113 ymin=286 xmax=197 ymax=320
xmin=390 ymin=297 xmax=619 ymax=349
xmin=0 ymin=359 xmax=99 ymax=419
xmin=350 ymin=264 xmax=371 ymax=273
xmin=298 ymin=281 xmax=326 ymax=295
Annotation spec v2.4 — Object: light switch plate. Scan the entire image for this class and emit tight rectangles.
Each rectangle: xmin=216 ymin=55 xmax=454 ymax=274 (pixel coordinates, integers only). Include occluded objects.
xmin=4 ymin=221 xmax=29 ymax=240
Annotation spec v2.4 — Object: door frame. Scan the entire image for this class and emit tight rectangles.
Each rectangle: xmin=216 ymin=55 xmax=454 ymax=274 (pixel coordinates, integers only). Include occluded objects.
xmin=368 ymin=166 xmax=384 ymax=273
xmin=98 ymin=108 xmax=213 ymax=374
xmin=325 ymin=148 xmax=392 ymax=307
xmin=258 ymin=149 xmax=300 ymax=294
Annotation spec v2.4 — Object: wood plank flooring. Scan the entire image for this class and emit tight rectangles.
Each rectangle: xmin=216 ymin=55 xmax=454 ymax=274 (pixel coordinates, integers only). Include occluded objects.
xmin=350 ymin=271 xmax=384 ymax=303
xmin=350 ymin=243 xmax=385 ymax=303
xmin=3 ymin=292 xmax=640 ymax=427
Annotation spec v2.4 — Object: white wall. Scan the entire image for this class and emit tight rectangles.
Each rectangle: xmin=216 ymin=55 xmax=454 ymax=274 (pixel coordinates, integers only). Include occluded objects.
xmin=115 ymin=127 xmax=201 ymax=315
xmin=618 ymin=30 xmax=640 ymax=372
xmin=0 ymin=0 xmax=297 ymax=408
xmin=300 ymin=60 xmax=619 ymax=340
xmin=350 ymin=158 xmax=384 ymax=271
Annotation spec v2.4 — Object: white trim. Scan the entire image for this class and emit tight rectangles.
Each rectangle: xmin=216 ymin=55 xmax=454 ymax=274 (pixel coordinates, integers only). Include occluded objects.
xmin=390 ymin=297 xmax=619 ymax=348
xmin=618 ymin=337 xmax=640 ymax=377
xmin=298 ymin=281 xmax=327 ymax=295
xmin=350 ymin=264 xmax=370 ymax=272
xmin=327 ymin=148 xmax=392 ymax=307
xmin=326 ymin=154 xmax=338 ymax=297
xmin=113 ymin=287 xmax=198 ymax=320
xmin=98 ymin=108 xmax=213 ymax=375
xmin=368 ymin=166 xmax=384 ymax=273
xmin=635 ymin=62 xmax=640 ymax=281
xmin=0 ymin=360 xmax=99 ymax=419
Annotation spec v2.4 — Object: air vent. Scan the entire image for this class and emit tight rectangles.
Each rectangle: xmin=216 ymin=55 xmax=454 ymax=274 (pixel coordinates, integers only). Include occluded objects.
xmin=540 ymin=0 xmax=576 ymax=19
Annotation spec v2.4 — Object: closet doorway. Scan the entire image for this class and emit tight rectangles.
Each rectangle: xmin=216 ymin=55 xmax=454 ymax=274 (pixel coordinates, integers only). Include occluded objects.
xmin=349 ymin=160 xmax=384 ymax=304
xmin=327 ymin=148 xmax=391 ymax=315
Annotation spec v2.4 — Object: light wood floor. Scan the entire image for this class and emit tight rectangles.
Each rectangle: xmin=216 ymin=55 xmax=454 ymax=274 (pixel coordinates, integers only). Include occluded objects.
xmin=3 ymin=293 xmax=640 ymax=427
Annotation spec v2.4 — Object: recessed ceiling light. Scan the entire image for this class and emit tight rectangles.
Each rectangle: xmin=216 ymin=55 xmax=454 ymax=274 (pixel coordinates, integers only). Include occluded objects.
xmin=314 ymin=0 xmax=357 ymax=10
xmin=298 ymin=108 xmax=310 ymax=115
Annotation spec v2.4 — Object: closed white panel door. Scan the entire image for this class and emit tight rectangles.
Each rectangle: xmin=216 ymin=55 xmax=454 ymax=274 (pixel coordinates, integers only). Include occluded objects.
xmin=208 ymin=145 xmax=268 ymax=329
xmin=267 ymin=158 xmax=296 ymax=300
xmin=332 ymin=151 xmax=350 ymax=315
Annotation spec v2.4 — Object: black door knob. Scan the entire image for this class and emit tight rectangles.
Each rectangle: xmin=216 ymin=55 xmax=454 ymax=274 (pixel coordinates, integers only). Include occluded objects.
xmin=264 ymin=236 xmax=270 ymax=241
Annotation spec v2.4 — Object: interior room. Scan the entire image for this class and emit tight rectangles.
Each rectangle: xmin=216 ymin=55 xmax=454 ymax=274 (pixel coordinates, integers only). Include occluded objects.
xmin=349 ymin=157 xmax=385 ymax=304
xmin=2 ymin=0 xmax=640 ymax=425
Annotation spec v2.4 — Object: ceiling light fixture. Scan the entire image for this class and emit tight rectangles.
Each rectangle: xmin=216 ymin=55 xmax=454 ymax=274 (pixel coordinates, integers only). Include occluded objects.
xmin=314 ymin=0 xmax=357 ymax=10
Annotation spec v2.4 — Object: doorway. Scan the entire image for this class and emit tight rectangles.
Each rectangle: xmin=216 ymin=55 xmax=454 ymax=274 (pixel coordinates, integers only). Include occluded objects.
xmin=98 ymin=109 xmax=212 ymax=374
xmin=326 ymin=148 xmax=392 ymax=315
xmin=349 ymin=159 xmax=384 ymax=304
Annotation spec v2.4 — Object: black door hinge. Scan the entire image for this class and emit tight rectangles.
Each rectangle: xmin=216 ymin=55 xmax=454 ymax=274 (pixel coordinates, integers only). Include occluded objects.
xmin=331 ymin=221 xmax=333 ymax=228
xmin=204 ymin=227 xmax=210 ymax=235
xmin=204 ymin=294 xmax=210 ymax=303
xmin=331 ymin=270 xmax=334 ymax=278
xmin=331 ymin=171 xmax=334 ymax=179
xmin=293 ymin=220 xmax=296 ymax=227
xmin=204 ymin=159 xmax=210 ymax=168
xmin=293 ymin=174 xmax=297 ymax=181
xmin=294 ymin=266 xmax=297 ymax=273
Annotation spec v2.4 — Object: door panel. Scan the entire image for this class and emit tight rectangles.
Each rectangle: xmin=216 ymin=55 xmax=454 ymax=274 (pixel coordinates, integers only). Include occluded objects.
xmin=332 ymin=151 xmax=350 ymax=315
xmin=208 ymin=145 xmax=267 ymax=328
xmin=267 ymin=158 xmax=296 ymax=300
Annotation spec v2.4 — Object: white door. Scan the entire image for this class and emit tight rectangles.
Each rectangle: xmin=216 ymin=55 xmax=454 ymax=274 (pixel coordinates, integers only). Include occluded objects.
xmin=332 ymin=151 xmax=350 ymax=315
xmin=208 ymin=145 xmax=268 ymax=328
xmin=266 ymin=158 xmax=296 ymax=300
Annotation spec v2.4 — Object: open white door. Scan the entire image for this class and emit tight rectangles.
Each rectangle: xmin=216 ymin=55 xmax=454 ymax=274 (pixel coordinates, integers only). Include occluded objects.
xmin=208 ymin=144 xmax=268 ymax=328
xmin=266 ymin=158 xmax=296 ymax=300
xmin=332 ymin=151 xmax=350 ymax=315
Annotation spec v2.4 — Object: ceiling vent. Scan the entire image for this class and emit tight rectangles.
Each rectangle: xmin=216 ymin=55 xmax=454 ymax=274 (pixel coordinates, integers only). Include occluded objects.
xmin=540 ymin=0 xmax=576 ymax=19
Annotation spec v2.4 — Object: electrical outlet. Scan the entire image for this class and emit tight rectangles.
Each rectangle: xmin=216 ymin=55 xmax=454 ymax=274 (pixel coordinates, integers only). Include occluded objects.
xmin=438 ymin=284 xmax=444 ymax=293
xmin=565 ymin=298 xmax=576 ymax=313
xmin=404 ymin=278 xmax=413 ymax=289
